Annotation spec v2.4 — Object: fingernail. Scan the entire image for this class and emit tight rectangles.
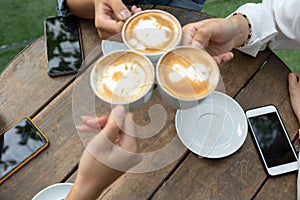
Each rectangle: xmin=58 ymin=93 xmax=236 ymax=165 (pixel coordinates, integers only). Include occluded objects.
xmin=192 ymin=40 xmax=204 ymax=49
xmin=120 ymin=9 xmax=130 ymax=19
xmin=76 ymin=125 xmax=83 ymax=131
xmin=81 ymin=116 xmax=91 ymax=121
xmin=86 ymin=118 xmax=99 ymax=124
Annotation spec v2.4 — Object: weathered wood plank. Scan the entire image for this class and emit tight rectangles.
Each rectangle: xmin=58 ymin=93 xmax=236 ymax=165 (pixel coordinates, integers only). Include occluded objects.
xmin=0 ymin=80 xmax=83 ymax=199
xmin=250 ymin=56 xmax=299 ymax=200
xmin=0 ymin=5 xmax=279 ymax=200
xmin=0 ymin=37 xmax=75 ymax=133
xmin=151 ymin=54 xmax=297 ymax=199
xmin=64 ymin=6 xmax=273 ymax=199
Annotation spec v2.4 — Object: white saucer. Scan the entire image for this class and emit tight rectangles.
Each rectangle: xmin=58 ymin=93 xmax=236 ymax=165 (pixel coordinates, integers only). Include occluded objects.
xmin=102 ymin=40 xmax=129 ymax=55
xmin=175 ymin=91 xmax=248 ymax=158
xmin=32 ymin=183 xmax=74 ymax=200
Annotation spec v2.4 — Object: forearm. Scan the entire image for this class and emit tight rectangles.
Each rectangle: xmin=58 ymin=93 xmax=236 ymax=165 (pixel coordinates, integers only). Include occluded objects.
xmin=66 ymin=0 xmax=95 ymax=19
xmin=65 ymin=151 xmax=124 ymax=200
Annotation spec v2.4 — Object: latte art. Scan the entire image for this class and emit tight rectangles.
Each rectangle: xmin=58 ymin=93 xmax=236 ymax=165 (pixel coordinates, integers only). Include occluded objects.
xmin=157 ymin=47 xmax=219 ymax=100
xmin=168 ymin=63 xmax=211 ymax=83
xmin=92 ymin=51 xmax=154 ymax=103
xmin=124 ymin=10 xmax=181 ymax=54
xmin=97 ymin=62 xmax=146 ymax=100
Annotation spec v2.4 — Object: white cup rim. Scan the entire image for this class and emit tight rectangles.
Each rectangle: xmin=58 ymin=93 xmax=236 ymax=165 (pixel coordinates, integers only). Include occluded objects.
xmin=122 ymin=9 xmax=182 ymax=56
xmin=156 ymin=46 xmax=220 ymax=101
xmin=90 ymin=50 xmax=155 ymax=105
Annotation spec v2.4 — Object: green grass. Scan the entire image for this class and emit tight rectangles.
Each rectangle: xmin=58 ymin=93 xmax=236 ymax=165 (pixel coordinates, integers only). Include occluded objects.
xmin=0 ymin=0 xmax=56 ymax=72
xmin=0 ymin=46 xmax=26 ymax=72
xmin=0 ymin=0 xmax=56 ymax=45
xmin=0 ymin=0 xmax=299 ymax=73
xmin=202 ymin=0 xmax=261 ymax=18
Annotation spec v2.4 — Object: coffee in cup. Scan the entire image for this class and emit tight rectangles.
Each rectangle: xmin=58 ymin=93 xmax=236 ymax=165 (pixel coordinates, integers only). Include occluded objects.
xmin=156 ymin=46 xmax=220 ymax=109
xmin=122 ymin=9 xmax=182 ymax=62
xmin=90 ymin=50 xmax=155 ymax=110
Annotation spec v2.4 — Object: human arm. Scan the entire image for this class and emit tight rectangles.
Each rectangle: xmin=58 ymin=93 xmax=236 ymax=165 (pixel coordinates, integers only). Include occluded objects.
xmin=64 ymin=0 xmax=141 ymax=39
xmin=183 ymin=0 xmax=300 ymax=63
xmin=182 ymin=14 xmax=250 ymax=64
xmin=65 ymin=106 xmax=141 ymax=200
xmin=288 ymin=73 xmax=300 ymax=125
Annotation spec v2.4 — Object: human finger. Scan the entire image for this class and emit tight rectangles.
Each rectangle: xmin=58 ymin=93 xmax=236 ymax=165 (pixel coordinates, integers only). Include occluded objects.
xmin=182 ymin=23 xmax=198 ymax=46
xmin=109 ymin=0 xmax=131 ymax=20
xmin=131 ymin=5 xmax=142 ymax=14
xmin=119 ymin=113 xmax=139 ymax=153
xmin=76 ymin=125 xmax=100 ymax=133
xmin=95 ymin=14 xmax=124 ymax=38
xmin=102 ymin=106 xmax=126 ymax=141
xmin=288 ymin=72 xmax=298 ymax=84
xmin=212 ymin=52 xmax=234 ymax=65
xmin=81 ymin=116 xmax=108 ymax=128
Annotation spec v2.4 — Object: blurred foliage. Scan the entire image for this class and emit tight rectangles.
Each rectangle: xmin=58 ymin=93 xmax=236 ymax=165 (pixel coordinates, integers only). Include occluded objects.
xmin=0 ymin=0 xmax=298 ymax=73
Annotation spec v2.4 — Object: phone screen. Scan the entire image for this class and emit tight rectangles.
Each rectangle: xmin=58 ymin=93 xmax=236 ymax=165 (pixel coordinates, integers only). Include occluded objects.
xmin=248 ymin=112 xmax=297 ymax=168
xmin=45 ymin=16 xmax=82 ymax=77
xmin=0 ymin=117 xmax=49 ymax=184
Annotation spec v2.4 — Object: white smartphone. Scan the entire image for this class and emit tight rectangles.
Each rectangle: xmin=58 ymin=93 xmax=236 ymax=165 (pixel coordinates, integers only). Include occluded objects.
xmin=246 ymin=105 xmax=298 ymax=176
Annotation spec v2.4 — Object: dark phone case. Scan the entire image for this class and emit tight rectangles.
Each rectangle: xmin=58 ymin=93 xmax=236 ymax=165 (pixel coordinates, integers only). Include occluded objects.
xmin=0 ymin=116 xmax=49 ymax=184
xmin=44 ymin=16 xmax=83 ymax=77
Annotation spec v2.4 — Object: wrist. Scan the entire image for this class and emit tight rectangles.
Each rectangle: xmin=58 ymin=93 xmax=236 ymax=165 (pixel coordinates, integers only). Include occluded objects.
xmin=228 ymin=13 xmax=251 ymax=48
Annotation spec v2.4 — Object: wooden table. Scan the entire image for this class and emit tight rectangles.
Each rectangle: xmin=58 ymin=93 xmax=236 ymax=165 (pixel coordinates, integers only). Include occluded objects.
xmin=0 ymin=5 xmax=299 ymax=199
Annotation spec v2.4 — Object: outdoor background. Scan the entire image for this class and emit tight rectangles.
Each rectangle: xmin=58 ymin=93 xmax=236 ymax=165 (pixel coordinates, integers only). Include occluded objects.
xmin=0 ymin=0 xmax=299 ymax=73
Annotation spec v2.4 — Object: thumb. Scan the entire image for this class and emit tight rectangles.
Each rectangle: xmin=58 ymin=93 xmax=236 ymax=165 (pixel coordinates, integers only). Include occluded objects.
xmin=120 ymin=113 xmax=139 ymax=153
xmin=102 ymin=106 xmax=126 ymax=141
xmin=110 ymin=0 xmax=131 ymax=20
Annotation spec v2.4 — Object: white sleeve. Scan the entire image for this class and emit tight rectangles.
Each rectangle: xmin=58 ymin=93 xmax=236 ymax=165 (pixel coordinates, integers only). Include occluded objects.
xmin=231 ymin=0 xmax=300 ymax=57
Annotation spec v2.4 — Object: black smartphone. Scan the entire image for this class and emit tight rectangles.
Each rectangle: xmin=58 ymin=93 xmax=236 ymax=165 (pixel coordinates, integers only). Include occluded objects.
xmin=0 ymin=117 xmax=49 ymax=184
xmin=246 ymin=105 xmax=298 ymax=176
xmin=44 ymin=15 xmax=83 ymax=77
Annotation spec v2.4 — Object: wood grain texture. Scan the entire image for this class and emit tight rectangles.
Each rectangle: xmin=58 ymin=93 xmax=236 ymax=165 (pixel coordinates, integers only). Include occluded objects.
xmin=1 ymin=4 xmax=296 ymax=200
xmin=0 ymin=80 xmax=83 ymax=199
xmin=237 ymin=54 xmax=298 ymax=138
xmin=151 ymin=52 xmax=296 ymax=200
xmin=0 ymin=37 xmax=75 ymax=133
xmin=78 ymin=6 xmax=273 ymax=200
xmin=255 ymin=173 xmax=297 ymax=200
xmin=237 ymin=54 xmax=298 ymax=200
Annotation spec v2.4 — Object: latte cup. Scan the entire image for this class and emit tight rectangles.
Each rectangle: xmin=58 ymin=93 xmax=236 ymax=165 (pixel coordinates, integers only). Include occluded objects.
xmin=122 ymin=9 xmax=182 ymax=63
xmin=90 ymin=50 xmax=155 ymax=110
xmin=156 ymin=46 xmax=220 ymax=109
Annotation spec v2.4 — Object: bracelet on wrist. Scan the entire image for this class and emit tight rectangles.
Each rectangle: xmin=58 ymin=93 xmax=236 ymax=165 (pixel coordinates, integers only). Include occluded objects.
xmin=233 ymin=12 xmax=252 ymax=47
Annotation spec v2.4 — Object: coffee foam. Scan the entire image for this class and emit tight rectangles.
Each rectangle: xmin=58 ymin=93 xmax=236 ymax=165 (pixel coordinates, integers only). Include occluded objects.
xmin=157 ymin=48 xmax=219 ymax=99
xmin=169 ymin=63 xmax=210 ymax=83
xmin=94 ymin=52 xmax=153 ymax=102
xmin=124 ymin=11 xmax=181 ymax=54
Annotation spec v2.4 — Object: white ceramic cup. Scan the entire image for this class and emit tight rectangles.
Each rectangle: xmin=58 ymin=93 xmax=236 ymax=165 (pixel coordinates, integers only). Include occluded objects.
xmin=32 ymin=183 xmax=73 ymax=200
xmin=90 ymin=50 xmax=155 ymax=111
xmin=122 ymin=9 xmax=182 ymax=63
xmin=156 ymin=46 xmax=220 ymax=109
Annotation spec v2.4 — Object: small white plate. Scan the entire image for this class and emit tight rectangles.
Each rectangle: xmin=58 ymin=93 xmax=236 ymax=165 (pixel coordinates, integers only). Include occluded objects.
xmin=102 ymin=40 xmax=129 ymax=55
xmin=175 ymin=91 xmax=248 ymax=158
xmin=32 ymin=183 xmax=74 ymax=200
